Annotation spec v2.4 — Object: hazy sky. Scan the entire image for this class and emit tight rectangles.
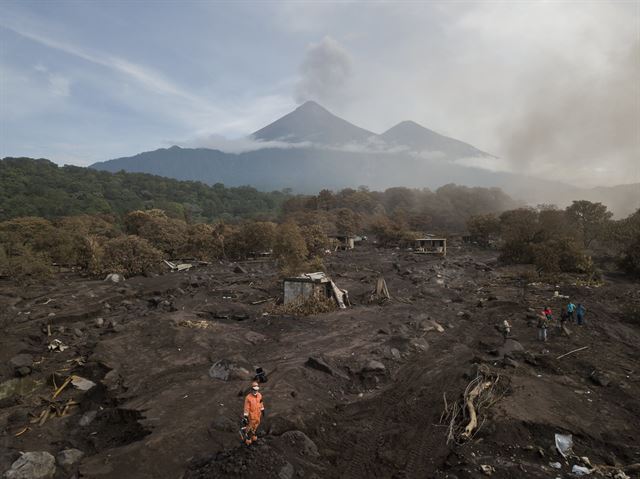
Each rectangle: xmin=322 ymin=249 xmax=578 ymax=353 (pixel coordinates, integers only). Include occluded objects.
xmin=0 ymin=1 xmax=638 ymax=187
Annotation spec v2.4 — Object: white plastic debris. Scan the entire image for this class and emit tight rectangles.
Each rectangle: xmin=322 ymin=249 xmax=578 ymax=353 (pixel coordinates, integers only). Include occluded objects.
xmin=104 ymin=273 xmax=125 ymax=283
xmin=555 ymin=433 xmax=574 ymax=458
xmin=549 ymin=462 xmax=562 ymax=469
xmin=572 ymin=465 xmax=591 ymax=476
xmin=71 ymin=376 xmax=96 ymax=391
xmin=47 ymin=339 xmax=69 ymax=352
xmin=479 ymin=464 xmax=495 ymax=475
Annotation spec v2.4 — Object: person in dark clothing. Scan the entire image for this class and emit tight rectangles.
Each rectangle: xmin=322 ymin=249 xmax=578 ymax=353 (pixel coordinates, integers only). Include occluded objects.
xmin=576 ymin=303 xmax=586 ymax=325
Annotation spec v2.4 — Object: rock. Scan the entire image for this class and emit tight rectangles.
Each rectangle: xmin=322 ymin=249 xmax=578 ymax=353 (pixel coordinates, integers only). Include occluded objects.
xmin=9 ymin=354 xmax=33 ymax=376
xmin=104 ymin=273 xmax=125 ymax=283
xmin=377 ymin=328 xmax=390 ymax=335
xmin=71 ymin=376 xmax=96 ymax=391
xmin=496 ymin=339 xmax=525 ymax=359
xmin=94 ymin=317 xmax=104 ymax=328
xmin=209 ymin=359 xmax=251 ymax=381
xmin=305 ymin=356 xmax=335 ymax=376
xmin=267 ymin=416 xmax=298 ymax=436
xmin=590 ymin=370 xmax=611 ymax=387
xmin=56 ymin=449 xmax=84 ymax=469
xmin=4 ymin=451 xmax=56 ymax=479
xmin=78 ymin=410 xmax=97 ymax=427
xmin=278 ymin=462 xmax=294 ymax=479
xmin=233 ymin=264 xmax=248 ymax=274
xmin=74 ymin=328 xmax=83 ymax=337
xmin=209 ymin=416 xmax=236 ymax=433
xmin=280 ymin=431 xmax=319 ymax=457
xmin=245 ymin=331 xmax=267 ymax=345
xmin=361 ymin=359 xmax=386 ymax=374
xmin=503 ymin=357 xmax=519 ymax=368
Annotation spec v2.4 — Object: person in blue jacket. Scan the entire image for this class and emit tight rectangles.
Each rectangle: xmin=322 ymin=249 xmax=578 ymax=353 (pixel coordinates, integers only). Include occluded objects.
xmin=567 ymin=301 xmax=576 ymax=322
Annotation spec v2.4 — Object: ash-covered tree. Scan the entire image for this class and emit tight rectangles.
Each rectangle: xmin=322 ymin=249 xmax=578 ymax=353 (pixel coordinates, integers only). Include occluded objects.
xmin=335 ymin=208 xmax=359 ymax=236
xmin=498 ymin=208 xmax=539 ymax=263
xmin=226 ymin=221 xmax=277 ymax=260
xmin=467 ymin=213 xmax=501 ymax=247
xmin=273 ymin=223 xmax=309 ymax=275
xmin=300 ymin=224 xmax=330 ymax=257
xmin=124 ymin=209 xmax=187 ymax=257
xmin=99 ymin=235 xmax=162 ymax=277
xmin=565 ymin=200 xmax=613 ymax=248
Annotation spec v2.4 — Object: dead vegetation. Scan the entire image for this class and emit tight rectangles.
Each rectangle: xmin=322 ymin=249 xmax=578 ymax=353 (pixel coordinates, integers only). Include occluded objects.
xmin=269 ymin=295 xmax=337 ymax=316
xmin=441 ymin=366 xmax=507 ymax=445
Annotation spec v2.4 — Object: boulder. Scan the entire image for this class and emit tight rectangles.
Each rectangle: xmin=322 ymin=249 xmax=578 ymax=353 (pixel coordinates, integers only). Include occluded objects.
xmin=590 ymin=370 xmax=611 ymax=387
xmin=495 ymin=339 xmax=525 ymax=359
xmin=280 ymin=430 xmax=319 ymax=458
xmin=104 ymin=273 xmax=125 ymax=283
xmin=305 ymin=356 xmax=334 ymax=375
xmin=209 ymin=359 xmax=251 ymax=381
xmin=209 ymin=415 xmax=236 ymax=433
xmin=245 ymin=331 xmax=267 ymax=345
xmin=4 ymin=451 xmax=56 ymax=479
xmin=78 ymin=410 xmax=97 ymax=427
xmin=361 ymin=360 xmax=386 ymax=374
xmin=233 ymin=264 xmax=248 ymax=274
xmin=56 ymin=449 xmax=84 ymax=469
xmin=278 ymin=462 xmax=294 ymax=479
xmin=9 ymin=354 xmax=33 ymax=376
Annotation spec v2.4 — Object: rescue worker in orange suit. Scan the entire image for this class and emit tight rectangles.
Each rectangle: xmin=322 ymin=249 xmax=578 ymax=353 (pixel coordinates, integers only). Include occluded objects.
xmin=242 ymin=381 xmax=265 ymax=445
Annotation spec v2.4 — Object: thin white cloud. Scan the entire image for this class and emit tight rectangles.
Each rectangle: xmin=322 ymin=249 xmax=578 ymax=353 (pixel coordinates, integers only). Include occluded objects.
xmin=0 ymin=22 xmax=222 ymax=114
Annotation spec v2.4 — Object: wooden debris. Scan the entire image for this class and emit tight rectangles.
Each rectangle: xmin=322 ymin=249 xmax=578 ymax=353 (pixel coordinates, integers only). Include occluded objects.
xmin=14 ymin=426 xmax=30 ymax=437
xmin=52 ymin=376 xmax=73 ymax=399
xmin=557 ymin=346 xmax=589 ymax=360
xmin=462 ymin=380 xmax=493 ymax=438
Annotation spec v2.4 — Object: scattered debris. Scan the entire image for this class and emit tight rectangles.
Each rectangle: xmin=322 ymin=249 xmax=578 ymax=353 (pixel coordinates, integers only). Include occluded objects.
xmin=104 ymin=273 xmax=125 ymax=283
xmin=70 ymin=376 xmax=96 ymax=391
xmin=549 ymin=461 xmax=562 ymax=469
xmin=479 ymin=464 xmax=495 ymax=475
xmin=179 ymin=319 xmax=212 ymax=329
xmin=572 ymin=464 xmax=592 ymax=476
xmin=164 ymin=260 xmax=193 ymax=272
xmin=47 ymin=339 xmax=68 ymax=353
xmin=555 ymin=433 xmax=574 ymax=458
xmin=208 ymin=359 xmax=251 ymax=381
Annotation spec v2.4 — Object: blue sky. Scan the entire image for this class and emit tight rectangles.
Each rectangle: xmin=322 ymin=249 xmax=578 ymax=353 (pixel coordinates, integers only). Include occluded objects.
xmin=0 ymin=1 xmax=638 ymax=186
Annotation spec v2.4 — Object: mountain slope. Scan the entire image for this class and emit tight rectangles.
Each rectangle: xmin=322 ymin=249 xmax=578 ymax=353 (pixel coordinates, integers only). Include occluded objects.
xmin=251 ymin=100 xmax=376 ymax=145
xmin=380 ymin=121 xmax=492 ymax=158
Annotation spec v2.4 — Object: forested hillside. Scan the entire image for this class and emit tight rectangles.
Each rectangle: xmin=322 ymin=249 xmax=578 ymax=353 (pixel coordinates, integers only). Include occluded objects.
xmin=0 ymin=157 xmax=288 ymax=222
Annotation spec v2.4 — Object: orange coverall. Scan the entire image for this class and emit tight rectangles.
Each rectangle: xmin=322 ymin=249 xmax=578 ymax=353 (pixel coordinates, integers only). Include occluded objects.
xmin=243 ymin=392 xmax=264 ymax=442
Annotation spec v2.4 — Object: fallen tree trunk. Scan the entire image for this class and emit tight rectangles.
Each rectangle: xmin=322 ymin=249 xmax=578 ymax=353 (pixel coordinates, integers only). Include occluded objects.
xmin=461 ymin=380 xmax=492 ymax=439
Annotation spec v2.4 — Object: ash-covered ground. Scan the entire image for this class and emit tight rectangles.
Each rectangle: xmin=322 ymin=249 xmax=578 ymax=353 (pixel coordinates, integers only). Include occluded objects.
xmin=1 ymin=245 xmax=639 ymax=479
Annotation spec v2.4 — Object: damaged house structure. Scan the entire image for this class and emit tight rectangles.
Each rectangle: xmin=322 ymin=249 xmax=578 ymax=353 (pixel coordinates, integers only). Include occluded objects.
xmin=283 ymin=272 xmax=350 ymax=308
xmin=414 ymin=237 xmax=447 ymax=256
xmin=332 ymin=234 xmax=361 ymax=250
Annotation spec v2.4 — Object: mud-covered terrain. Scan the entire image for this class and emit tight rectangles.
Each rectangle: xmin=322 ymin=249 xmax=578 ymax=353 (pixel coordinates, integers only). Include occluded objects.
xmin=1 ymin=245 xmax=639 ymax=478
